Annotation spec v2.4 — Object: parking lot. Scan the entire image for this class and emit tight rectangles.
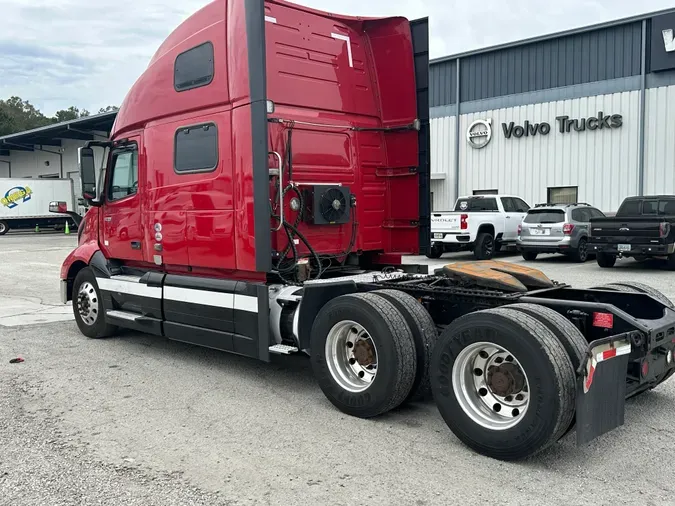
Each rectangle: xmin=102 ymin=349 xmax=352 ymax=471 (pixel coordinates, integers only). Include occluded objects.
xmin=2 ymin=233 xmax=675 ymax=505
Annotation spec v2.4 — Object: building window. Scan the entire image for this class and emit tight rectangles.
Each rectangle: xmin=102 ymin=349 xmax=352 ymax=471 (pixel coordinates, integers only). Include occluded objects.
xmin=473 ymin=189 xmax=498 ymax=195
xmin=174 ymin=123 xmax=218 ymax=173
xmin=107 ymin=144 xmax=138 ymax=201
xmin=174 ymin=41 xmax=215 ymax=92
xmin=548 ymin=186 xmax=578 ymax=204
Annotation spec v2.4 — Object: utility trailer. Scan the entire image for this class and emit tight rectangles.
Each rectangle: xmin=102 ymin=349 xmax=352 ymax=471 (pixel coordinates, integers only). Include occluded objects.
xmin=56 ymin=0 xmax=675 ymax=461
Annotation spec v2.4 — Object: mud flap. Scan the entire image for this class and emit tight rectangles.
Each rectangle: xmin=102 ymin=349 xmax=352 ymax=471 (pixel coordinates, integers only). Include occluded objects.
xmin=575 ymin=338 xmax=632 ymax=446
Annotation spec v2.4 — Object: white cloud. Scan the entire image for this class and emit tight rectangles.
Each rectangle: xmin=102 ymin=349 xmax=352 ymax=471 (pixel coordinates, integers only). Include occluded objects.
xmin=0 ymin=0 xmax=672 ymax=116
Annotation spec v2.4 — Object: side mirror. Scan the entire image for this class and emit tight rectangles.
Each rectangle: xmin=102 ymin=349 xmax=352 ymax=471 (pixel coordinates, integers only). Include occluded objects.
xmin=49 ymin=201 xmax=68 ymax=214
xmin=78 ymin=147 xmax=98 ymax=203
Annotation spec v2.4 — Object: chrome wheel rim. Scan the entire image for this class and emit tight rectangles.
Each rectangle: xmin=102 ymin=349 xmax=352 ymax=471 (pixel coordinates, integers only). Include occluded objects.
xmin=77 ymin=281 xmax=99 ymax=326
xmin=452 ymin=342 xmax=530 ymax=430
xmin=325 ymin=320 xmax=378 ymax=393
xmin=0 ymin=223 xmax=6 ymax=234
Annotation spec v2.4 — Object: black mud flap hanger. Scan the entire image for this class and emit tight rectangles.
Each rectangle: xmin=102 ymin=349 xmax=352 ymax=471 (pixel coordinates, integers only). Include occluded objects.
xmin=575 ymin=336 xmax=632 ymax=446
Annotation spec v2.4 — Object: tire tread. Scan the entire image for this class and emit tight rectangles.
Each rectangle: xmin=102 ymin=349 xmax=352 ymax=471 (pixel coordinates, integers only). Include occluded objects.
xmin=372 ymin=289 xmax=437 ymax=401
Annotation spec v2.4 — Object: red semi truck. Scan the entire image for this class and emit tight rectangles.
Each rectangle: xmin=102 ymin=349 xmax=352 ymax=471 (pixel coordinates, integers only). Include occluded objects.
xmin=54 ymin=0 xmax=675 ymax=461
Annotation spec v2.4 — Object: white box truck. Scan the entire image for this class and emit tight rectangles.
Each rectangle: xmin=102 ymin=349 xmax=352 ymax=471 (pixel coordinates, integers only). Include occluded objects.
xmin=0 ymin=178 xmax=79 ymax=235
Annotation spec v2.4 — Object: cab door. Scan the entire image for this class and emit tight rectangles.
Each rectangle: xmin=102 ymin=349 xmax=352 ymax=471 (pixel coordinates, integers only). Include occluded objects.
xmin=100 ymin=137 xmax=144 ymax=263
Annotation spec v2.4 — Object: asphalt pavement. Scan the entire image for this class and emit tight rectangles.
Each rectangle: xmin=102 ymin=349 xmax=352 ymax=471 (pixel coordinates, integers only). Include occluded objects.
xmin=2 ymin=233 xmax=675 ymax=505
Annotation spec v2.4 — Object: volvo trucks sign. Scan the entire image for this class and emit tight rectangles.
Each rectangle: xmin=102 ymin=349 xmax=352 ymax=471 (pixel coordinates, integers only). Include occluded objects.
xmin=467 ymin=112 xmax=622 ymax=147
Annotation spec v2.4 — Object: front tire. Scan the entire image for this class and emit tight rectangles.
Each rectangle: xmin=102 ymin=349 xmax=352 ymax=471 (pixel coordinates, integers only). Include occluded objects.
xmin=597 ymin=252 xmax=616 ymax=268
xmin=0 ymin=220 xmax=9 ymax=236
xmin=310 ymin=293 xmax=417 ymax=418
xmin=72 ymin=267 xmax=118 ymax=339
xmin=473 ymin=232 xmax=495 ymax=260
xmin=430 ymin=308 xmax=575 ymax=461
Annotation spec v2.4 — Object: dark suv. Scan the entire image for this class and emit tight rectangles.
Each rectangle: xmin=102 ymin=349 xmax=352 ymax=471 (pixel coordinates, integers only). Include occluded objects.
xmin=517 ymin=203 xmax=606 ymax=262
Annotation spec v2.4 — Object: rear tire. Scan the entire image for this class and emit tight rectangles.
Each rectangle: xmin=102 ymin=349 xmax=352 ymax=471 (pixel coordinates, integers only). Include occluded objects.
xmin=597 ymin=252 xmax=616 ymax=268
xmin=0 ymin=220 xmax=9 ymax=236
xmin=430 ymin=308 xmax=575 ymax=460
xmin=310 ymin=292 xmax=417 ymax=418
xmin=426 ymin=242 xmax=443 ymax=259
xmin=499 ymin=303 xmax=588 ymax=437
xmin=372 ymin=289 xmax=437 ymax=402
xmin=72 ymin=267 xmax=118 ymax=339
xmin=473 ymin=232 xmax=495 ymax=260
xmin=521 ymin=251 xmax=538 ymax=261
xmin=592 ymin=282 xmax=674 ymax=309
xmin=571 ymin=238 xmax=588 ymax=263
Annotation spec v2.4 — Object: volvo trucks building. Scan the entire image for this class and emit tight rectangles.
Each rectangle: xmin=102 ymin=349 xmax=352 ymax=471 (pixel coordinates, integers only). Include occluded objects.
xmin=429 ymin=8 xmax=675 ymax=213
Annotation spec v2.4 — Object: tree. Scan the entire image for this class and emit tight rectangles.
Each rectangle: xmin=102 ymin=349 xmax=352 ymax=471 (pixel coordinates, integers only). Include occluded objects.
xmin=53 ymin=106 xmax=90 ymax=123
xmin=0 ymin=96 xmax=115 ymax=137
xmin=98 ymin=106 xmax=119 ymax=114
xmin=0 ymin=96 xmax=52 ymax=136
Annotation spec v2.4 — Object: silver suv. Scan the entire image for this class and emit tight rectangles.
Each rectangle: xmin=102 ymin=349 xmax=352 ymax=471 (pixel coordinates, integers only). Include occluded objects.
xmin=516 ymin=203 xmax=606 ymax=262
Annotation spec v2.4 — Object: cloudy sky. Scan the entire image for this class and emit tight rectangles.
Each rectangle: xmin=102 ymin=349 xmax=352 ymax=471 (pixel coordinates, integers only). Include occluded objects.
xmin=0 ymin=0 xmax=673 ymax=116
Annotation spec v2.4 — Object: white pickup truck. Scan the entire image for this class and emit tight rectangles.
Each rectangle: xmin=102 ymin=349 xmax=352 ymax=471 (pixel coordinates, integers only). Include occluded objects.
xmin=428 ymin=194 xmax=530 ymax=259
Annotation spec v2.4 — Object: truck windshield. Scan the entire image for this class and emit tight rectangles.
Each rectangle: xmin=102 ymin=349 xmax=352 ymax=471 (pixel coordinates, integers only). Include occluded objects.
xmin=524 ymin=209 xmax=565 ymax=224
xmin=454 ymin=197 xmax=498 ymax=212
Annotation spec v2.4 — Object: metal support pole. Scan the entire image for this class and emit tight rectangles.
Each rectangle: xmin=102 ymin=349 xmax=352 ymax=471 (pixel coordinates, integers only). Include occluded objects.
xmin=638 ymin=19 xmax=647 ymax=196
xmin=454 ymin=57 xmax=461 ymax=202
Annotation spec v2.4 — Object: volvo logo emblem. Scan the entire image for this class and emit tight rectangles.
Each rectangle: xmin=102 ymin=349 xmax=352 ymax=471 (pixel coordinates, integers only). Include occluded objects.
xmin=466 ymin=118 xmax=493 ymax=149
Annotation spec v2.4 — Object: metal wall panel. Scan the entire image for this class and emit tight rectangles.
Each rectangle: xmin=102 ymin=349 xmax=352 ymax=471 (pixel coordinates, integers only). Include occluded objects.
xmin=644 ymin=85 xmax=675 ymax=195
xmin=456 ymin=90 xmax=640 ymax=212
xmin=429 ymin=59 xmax=456 ymax=107
xmin=458 ymin=22 xmax=642 ymax=102
xmin=430 ymin=115 xmax=456 ymax=210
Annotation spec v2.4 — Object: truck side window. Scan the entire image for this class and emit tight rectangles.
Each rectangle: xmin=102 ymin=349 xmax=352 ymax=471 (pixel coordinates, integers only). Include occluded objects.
xmin=512 ymin=198 xmax=530 ymax=212
xmin=500 ymin=197 xmax=515 ymax=212
xmin=643 ymin=200 xmax=658 ymax=215
xmin=107 ymin=147 xmax=138 ymax=201
xmin=174 ymin=41 xmax=214 ymax=92
xmin=174 ymin=123 xmax=219 ymax=173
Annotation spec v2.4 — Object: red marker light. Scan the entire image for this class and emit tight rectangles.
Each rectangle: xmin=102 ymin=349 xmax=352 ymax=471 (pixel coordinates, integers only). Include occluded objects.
xmin=641 ymin=359 xmax=649 ymax=378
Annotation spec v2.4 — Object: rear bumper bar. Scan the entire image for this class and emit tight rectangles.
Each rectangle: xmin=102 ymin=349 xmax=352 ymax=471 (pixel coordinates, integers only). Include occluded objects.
xmin=590 ymin=241 xmax=675 ymax=256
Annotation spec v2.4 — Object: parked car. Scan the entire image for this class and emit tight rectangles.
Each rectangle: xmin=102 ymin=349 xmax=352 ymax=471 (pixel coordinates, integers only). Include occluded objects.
xmin=429 ymin=195 xmax=530 ymax=260
xmin=588 ymin=195 xmax=675 ymax=269
xmin=517 ymin=203 xmax=605 ymax=262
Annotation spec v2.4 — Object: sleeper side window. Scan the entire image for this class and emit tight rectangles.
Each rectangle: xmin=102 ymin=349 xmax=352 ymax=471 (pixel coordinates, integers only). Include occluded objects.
xmin=174 ymin=123 xmax=219 ymax=173
xmin=107 ymin=145 xmax=138 ymax=201
xmin=174 ymin=42 xmax=215 ymax=92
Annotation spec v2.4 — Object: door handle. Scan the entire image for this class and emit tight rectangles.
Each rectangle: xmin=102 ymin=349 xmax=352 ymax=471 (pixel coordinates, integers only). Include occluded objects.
xmin=131 ymin=241 xmax=141 ymax=250
xmin=104 ymin=217 xmax=112 ymax=222
xmin=506 ymin=216 xmax=511 ymax=219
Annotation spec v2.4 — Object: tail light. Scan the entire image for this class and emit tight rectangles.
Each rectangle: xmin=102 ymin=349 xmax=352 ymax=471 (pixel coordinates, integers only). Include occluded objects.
xmin=460 ymin=214 xmax=468 ymax=230
xmin=660 ymin=222 xmax=670 ymax=238
xmin=517 ymin=224 xmax=522 ymax=235
xmin=563 ymin=223 xmax=574 ymax=235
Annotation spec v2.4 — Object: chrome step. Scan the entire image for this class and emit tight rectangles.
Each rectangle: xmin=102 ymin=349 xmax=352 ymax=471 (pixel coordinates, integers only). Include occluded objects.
xmin=269 ymin=344 xmax=299 ymax=355
xmin=106 ymin=310 xmax=141 ymax=322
